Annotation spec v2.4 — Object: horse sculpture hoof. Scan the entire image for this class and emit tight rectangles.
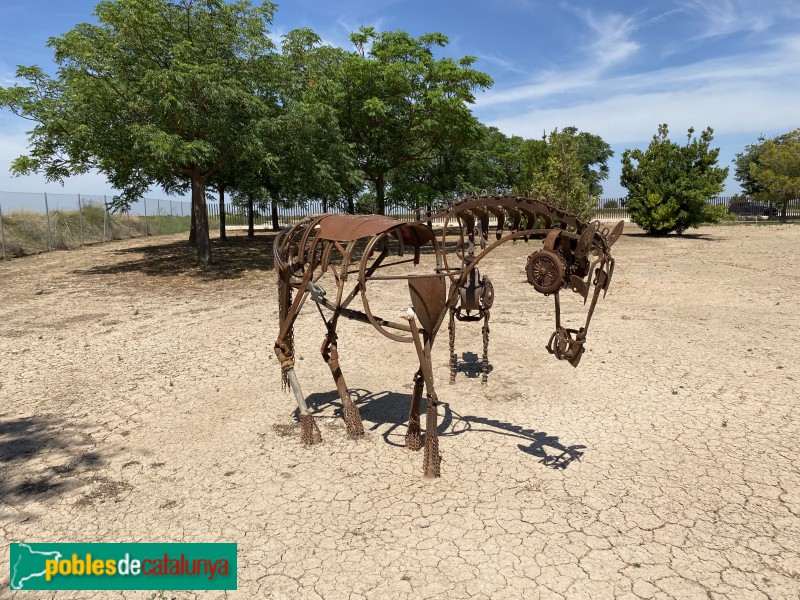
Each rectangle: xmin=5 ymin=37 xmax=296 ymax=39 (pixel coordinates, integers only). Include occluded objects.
xmin=343 ymin=399 xmax=365 ymax=438
xmin=405 ymin=413 xmax=421 ymax=451
xmin=300 ymin=411 xmax=322 ymax=445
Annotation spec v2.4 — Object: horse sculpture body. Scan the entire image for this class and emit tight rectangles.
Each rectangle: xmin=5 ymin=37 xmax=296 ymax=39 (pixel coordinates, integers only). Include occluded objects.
xmin=274 ymin=194 xmax=623 ymax=477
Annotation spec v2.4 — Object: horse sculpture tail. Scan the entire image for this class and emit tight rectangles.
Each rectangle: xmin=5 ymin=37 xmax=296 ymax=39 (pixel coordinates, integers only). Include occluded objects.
xmin=277 ymin=267 xmax=294 ymax=390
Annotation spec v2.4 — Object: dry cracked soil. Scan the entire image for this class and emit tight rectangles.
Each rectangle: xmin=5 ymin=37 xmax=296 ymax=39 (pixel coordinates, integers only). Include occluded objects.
xmin=1 ymin=224 xmax=799 ymax=599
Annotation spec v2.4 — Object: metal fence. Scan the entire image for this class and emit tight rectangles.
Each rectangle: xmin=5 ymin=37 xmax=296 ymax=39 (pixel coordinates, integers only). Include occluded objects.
xmin=1 ymin=191 xmax=798 ymax=260
xmin=0 ymin=192 xmax=194 ymax=259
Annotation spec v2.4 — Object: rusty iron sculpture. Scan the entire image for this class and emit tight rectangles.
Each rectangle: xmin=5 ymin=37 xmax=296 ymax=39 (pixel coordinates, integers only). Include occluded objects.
xmin=274 ymin=194 xmax=623 ymax=477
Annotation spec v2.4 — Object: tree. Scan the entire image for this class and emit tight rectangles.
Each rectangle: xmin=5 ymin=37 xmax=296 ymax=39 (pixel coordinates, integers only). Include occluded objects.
xmin=515 ymin=127 xmax=612 ymax=204
xmin=255 ymin=29 xmax=359 ymax=226
xmin=1 ymin=0 xmax=279 ymax=266
xmin=449 ymin=125 xmax=525 ymax=195
xmin=566 ymin=126 xmax=614 ymax=198
xmin=734 ymin=132 xmax=793 ymax=201
xmin=521 ymin=129 xmax=593 ymax=219
xmin=733 ymin=135 xmax=769 ymax=197
xmin=620 ymin=124 xmax=728 ymax=234
xmin=749 ymin=129 xmax=800 ymax=222
xmin=338 ymin=28 xmax=492 ymax=215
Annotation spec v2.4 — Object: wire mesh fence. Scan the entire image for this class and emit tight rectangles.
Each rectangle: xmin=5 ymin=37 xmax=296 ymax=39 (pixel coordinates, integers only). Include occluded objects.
xmin=0 ymin=192 xmax=191 ymax=259
xmin=1 ymin=191 xmax=798 ymax=261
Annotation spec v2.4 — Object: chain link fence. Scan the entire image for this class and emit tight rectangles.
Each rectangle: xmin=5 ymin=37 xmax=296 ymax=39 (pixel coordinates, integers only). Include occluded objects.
xmin=0 ymin=192 xmax=200 ymax=259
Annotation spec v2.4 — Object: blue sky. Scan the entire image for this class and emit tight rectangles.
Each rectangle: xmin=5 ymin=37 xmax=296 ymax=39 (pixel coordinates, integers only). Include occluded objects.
xmin=1 ymin=0 xmax=799 ymax=199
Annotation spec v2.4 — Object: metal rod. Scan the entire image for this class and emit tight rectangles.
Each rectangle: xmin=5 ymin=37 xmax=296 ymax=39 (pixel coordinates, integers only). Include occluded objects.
xmin=44 ymin=193 xmax=52 ymax=251
xmin=78 ymin=194 xmax=84 ymax=246
xmin=0 ymin=199 xmax=6 ymax=259
xmin=286 ymin=369 xmax=308 ymax=413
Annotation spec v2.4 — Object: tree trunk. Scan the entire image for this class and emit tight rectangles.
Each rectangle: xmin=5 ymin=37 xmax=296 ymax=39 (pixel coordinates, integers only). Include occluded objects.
xmin=271 ymin=201 xmax=279 ymax=231
xmin=376 ymin=173 xmax=386 ymax=215
xmin=426 ymin=193 xmax=433 ymax=228
xmin=191 ymin=169 xmax=212 ymax=266
xmin=247 ymin=194 xmax=255 ymax=238
xmin=781 ymin=199 xmax=788 ymax=222
xmin=189 ymin=197 xmax=197 ymax=246
xmin=347 ymin=193 xmax=354 ymax=214
xmin=219 ymin=183 xmax=226 ymax=241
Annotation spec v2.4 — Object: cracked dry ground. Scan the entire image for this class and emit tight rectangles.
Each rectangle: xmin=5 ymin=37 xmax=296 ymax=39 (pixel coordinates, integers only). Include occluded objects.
xmin=1 ymin=224 xmax=799 ymax=600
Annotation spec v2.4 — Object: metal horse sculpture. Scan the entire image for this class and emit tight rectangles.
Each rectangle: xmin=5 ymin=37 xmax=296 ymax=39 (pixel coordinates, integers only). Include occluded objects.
xmin=274 ymin=195 xmax=623 ymax=477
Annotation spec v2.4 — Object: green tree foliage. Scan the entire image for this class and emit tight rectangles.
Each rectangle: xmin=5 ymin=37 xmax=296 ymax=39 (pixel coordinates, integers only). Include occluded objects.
xmin=516 ymin=129 xmax=593 ymax=219
xmin=620 ymin=124 xmax=728 ymax=234
xmin=263 ymin=30 xmax=360 ymax=210
xmin=513 ymin=127 xmax=612 ymax=218
xmin=517 ymin=136 xmax=549 ymax=192
xmin=457 ymin=125 xmax=525 ymax=194
xmin=338 ymin=28 xmax=492 ymax=215
xmin=516 ymin=127 xmax=613 ymax=196
xmin=734 ymin=131 xmax=794 ymax=202
xmin=749 ymin=129 xmax=800 ymax=221
xmin=733 ymin=135 xmax=769 ymax=197
xmin=566 ymin=126 xmax=614 ymax=198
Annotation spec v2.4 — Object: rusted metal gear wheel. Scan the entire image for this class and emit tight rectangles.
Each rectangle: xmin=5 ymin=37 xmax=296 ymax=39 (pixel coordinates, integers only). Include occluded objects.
xmin=481 ymin=277 xmax=494 ymax=309
xmin=526 ymin=249 xmax=565 ymax=295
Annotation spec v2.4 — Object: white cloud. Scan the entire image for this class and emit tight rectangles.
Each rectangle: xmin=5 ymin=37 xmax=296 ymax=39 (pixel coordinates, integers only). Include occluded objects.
xmin=678 ymin=0 xmax=799 ymax=38
xmin=474 ymin=52 xmax=528 ymax=74
xmin=573 ymin=8 xmax=640 ymax=69
xmin=486 ymin=84 xmax=799 ymax=144
xmin=477 ymin=32 xmax=800 ymax=143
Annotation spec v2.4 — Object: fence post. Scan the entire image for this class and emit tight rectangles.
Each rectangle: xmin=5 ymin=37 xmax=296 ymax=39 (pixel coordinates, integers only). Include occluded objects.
xmin=156 ymin=198 xmax=160 ymax=235
xmin=43 ymin=193 xmax=53 ymax=251
xmin=127 ymin=208 xmax=131 ymax=238
xmin=143 ymin=198 xmax=149 ymax=236
xmin=78 ymin=193 xmax=84 ymax=246
xmin=0 ymin=198 xmax=6 ymax=260
xmin=103 ymin=195 xmax=108 ymax=242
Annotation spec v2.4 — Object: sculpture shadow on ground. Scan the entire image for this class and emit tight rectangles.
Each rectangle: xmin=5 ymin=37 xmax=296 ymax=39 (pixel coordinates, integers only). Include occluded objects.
xmin=0 ymin=413 xmax=106 ymax=505
xmin=455 ymin=351 xmax=494 ymax=379
xmin=303 ymin=387 xmax=584 ymax=470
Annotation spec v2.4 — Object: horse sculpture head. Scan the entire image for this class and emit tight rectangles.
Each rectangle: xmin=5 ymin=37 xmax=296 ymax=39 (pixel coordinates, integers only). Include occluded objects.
xmin=439 ymin=195 xmax=623 ymax=369
xmin=525 ymin=220 xmax=623 ymax=366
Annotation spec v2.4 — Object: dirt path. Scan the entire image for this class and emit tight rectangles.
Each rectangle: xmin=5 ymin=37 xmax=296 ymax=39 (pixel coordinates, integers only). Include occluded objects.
xmin=1 ymin=225 xmax=799 ymax=599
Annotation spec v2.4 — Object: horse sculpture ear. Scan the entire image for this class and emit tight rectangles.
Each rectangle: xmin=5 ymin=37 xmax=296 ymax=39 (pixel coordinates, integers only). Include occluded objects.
xmin=605 ymin=220 xmax=624 ymax=247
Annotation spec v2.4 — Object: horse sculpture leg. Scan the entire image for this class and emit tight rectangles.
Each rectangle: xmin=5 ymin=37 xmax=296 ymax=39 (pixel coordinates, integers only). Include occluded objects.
xmin=275 ymin=341 xmax=322 ymax=446
xmin=405 ymin=369 xmax=424 ymax=451
xmin=422 ymin=386 xmax=441 ymax=478
xmin=320 ymin=328 xmax=364 ymax=438
xmin=448 ymin=308 xmax=457 ymax=384
xmin=481 ymin=309 xmax=490 ymax=384
xmin=407 ymin=318 xmax=442 ymax=478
